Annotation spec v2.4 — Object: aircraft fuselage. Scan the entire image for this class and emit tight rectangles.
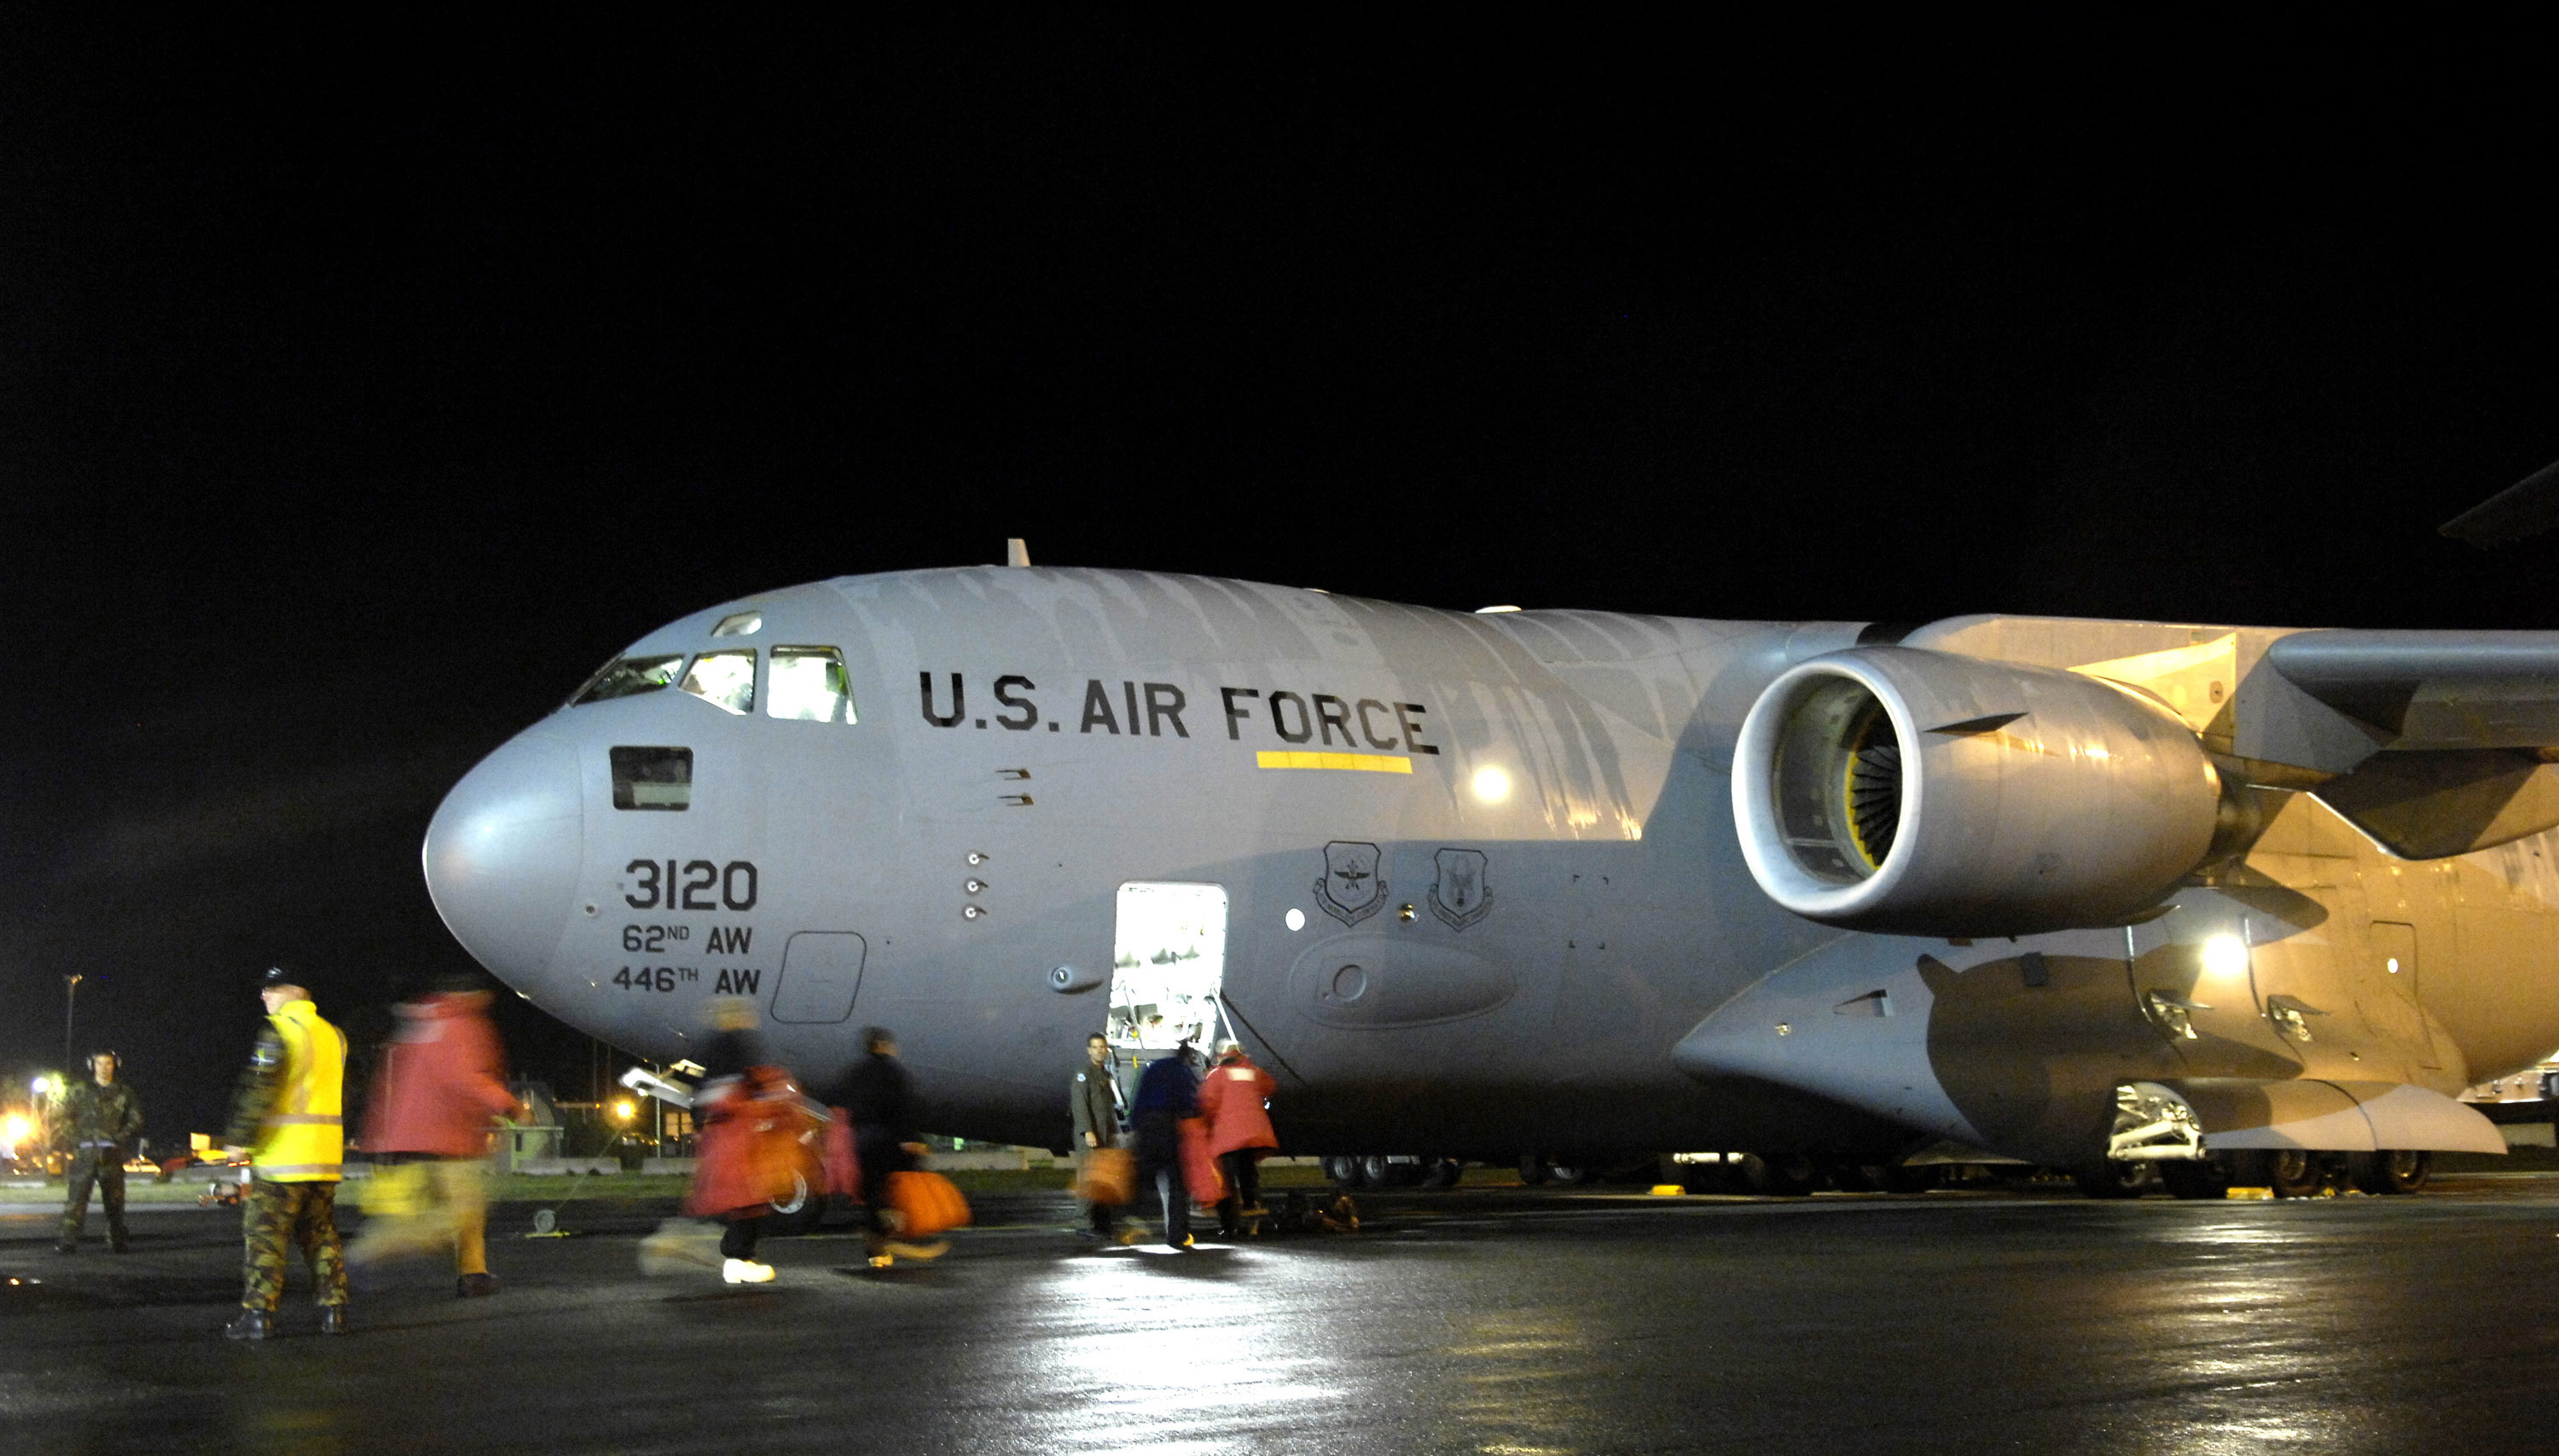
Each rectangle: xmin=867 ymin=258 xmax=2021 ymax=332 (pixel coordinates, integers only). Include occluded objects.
xmin=423 ymin=568 xmax=2559 ymax=1165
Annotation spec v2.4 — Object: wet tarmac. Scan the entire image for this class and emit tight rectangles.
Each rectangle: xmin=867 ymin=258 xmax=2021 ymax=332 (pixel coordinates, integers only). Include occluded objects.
xmin=9 ymin=1177 xmax=2559 ymax=1455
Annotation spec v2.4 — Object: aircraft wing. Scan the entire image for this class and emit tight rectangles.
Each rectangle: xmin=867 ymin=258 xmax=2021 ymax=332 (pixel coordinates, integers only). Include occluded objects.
xmin=2244 ymin=629 xmax=2559 ymax=857
xmin=1901 ymin=615 xmax=2559 ymax=858
xmin=2262 ymin=629 xmax=2559 ymax=751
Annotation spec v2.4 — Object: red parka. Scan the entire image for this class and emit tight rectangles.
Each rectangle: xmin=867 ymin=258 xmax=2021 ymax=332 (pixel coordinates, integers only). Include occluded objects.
xmin=362 ymin=992 xmax=520 ymax=1157
xmin=1198 ymin=1055 xmax=1279 ymax=1157
xmin=684 ymin=1066 xmax=823 ymax=1216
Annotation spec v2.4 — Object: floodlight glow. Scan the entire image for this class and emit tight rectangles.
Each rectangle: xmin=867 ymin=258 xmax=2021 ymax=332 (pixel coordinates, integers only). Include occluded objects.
xmin=2201 ymin=935 xmax=2249 ymax=978
xmin=1471 ymin=765 xmax=1512 ymax=803
xmin=612 ymin=1099 xmax=635 ymax=1122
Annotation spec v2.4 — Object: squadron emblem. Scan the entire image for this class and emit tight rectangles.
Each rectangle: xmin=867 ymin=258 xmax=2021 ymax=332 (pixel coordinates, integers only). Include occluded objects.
xmin=1314 ymin=841 xmax=1387 ymax=925
xmin=1429 ymin=848 xmax=1494 ymax=931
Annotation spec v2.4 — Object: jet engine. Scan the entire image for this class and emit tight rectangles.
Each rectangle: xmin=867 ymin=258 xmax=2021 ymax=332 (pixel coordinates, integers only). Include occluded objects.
xmin=1731 ymin=647 xmax=2222 ymax=936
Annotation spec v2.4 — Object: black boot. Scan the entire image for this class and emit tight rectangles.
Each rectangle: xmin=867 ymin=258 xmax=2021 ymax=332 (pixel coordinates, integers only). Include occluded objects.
xmin=109 ymin=1228 xmax=130 ymax=1254
xmin=223 ymin=1308 xmax=272 ymax=1341
xmin=318 ymin=1305 xmax=348 ymax=1335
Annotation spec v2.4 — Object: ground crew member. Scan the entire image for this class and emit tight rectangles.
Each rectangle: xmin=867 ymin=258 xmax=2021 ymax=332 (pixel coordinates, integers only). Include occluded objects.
xmin=49 ymin=1051 xmax=143 ymax=1255
xmin=222 ymin=968 xmax=351 ymax=1341
xmin=1069 ymin=1032 xmax=1125 ymax=1238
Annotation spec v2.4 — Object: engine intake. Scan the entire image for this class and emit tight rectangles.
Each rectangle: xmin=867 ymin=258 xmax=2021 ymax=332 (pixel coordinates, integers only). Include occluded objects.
xmin=1732 ymin=647 xmax=2222 ymax=936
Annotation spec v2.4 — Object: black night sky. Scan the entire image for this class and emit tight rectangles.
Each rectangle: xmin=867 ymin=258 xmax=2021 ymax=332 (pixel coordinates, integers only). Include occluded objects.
xmin=8 ymin=18 xmax=2559 ymax=1138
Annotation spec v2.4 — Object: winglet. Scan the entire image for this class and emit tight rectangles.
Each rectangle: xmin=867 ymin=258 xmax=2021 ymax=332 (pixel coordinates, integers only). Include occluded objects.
xmin=2440 ymin=455 xmax=2559 ymax=548
xmin=1006 ymin=538 xmax=1031 ymax=567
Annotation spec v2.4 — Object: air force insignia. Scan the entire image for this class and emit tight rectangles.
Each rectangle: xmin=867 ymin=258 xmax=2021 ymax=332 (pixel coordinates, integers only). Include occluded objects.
xmin=1314 ymin=840 xmax=1386 ymax=925
xmin=1429 ymin=848 xmax=1493 ymax=931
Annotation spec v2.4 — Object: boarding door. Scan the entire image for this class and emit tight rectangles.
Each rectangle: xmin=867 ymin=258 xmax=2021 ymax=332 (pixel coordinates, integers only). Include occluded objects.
xmin=1108 ymin=883 xmax=1232 ymax=1105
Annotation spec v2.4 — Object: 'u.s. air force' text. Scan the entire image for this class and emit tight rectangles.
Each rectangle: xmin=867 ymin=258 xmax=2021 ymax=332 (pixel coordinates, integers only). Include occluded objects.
xmin=917 ymin=673 xmax=1437 ymax=754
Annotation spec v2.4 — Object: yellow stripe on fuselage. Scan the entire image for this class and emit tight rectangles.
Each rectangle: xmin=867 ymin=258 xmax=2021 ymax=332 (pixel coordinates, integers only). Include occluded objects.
xmin=1255 ymin=751 xmax=1413 ymax=774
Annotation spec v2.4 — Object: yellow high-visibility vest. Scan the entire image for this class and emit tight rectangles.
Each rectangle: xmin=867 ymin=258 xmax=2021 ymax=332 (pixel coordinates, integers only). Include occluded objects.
xmin=252 ymin=999 xmax=345 ymax=1181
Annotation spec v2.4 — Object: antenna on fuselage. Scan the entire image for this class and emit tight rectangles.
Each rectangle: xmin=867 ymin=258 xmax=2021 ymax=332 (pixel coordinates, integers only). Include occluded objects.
xmin=1006 ymin=538 xmax=1031 ymax=567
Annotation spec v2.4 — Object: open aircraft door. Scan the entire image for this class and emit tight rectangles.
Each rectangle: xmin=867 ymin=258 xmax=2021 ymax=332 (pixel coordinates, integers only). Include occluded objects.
xmin=1106 ymin=882 xmax=1232 ymax=1098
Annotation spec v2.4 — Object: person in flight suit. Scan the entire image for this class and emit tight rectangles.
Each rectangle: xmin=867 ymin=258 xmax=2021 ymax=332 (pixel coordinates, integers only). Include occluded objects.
xmin=221 ymin=969 xmax=351 ymax=1341
xmin=1069 ymin=1032 xmax=1126 ymax=1238
xmin=49 ymin=1051 xmax=144 ymax=1255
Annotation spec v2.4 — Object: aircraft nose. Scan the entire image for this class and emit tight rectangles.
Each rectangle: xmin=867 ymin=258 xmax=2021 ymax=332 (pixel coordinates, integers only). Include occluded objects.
xmin=424 ymin=730 xmax=584 ymax=986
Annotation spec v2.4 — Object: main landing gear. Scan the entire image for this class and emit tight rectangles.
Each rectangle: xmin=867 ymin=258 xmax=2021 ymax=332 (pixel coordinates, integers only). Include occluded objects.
xmin=1323 ymin=1156 xmax=1464 ymax=1190
xmin=2101 ymin=1149 xmax=2433 ymax=1199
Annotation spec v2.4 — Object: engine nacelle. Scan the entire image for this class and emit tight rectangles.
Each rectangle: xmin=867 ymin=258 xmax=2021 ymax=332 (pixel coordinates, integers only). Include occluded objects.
xmin=1731 ymin=647 xmax=2222 ymax=936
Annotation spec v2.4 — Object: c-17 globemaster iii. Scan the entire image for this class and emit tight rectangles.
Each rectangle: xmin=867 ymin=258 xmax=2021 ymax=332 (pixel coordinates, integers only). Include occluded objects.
xmin=423 ymin=537 xmax=2559 ymax=1201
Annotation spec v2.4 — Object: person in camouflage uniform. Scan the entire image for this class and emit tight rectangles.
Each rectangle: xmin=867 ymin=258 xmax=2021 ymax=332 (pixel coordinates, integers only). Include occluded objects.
xmin=48 ymin=1051 xmax=143 ymax=1254
xmin=221 ymin=971 xmax=350 ymax=1341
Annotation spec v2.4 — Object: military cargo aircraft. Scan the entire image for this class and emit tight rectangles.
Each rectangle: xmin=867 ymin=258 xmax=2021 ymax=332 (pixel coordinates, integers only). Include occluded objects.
xmin=423 ymin=535 xmax=2559 ymax=1200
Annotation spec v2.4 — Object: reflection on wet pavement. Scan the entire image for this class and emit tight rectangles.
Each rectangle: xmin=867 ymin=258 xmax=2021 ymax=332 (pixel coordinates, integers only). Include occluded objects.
xmin=9 ymin=1186 xmax=2559 ymax=1453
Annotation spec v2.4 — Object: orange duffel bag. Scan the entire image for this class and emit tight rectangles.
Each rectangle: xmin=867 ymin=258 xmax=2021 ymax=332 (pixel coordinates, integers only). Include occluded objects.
xmin=887 ymin=1170 xmax=972 ymax=1238
xmin=1076 ymin=1146 xmax=1135 ymax=1205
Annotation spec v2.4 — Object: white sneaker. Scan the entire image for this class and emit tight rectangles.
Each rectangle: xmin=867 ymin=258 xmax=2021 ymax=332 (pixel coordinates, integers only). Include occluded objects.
xmin=721 ymin=1258 xmax=775 ymax=1285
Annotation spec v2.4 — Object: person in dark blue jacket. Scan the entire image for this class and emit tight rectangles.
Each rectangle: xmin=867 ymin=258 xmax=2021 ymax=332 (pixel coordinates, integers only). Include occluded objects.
xmin=1129 ymin=1042 xmax=1201 ymax=1250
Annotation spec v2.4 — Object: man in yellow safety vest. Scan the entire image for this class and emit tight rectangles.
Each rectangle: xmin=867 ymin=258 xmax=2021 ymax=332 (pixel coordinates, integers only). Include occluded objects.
xmin=221 ymin=968 xmax=350 ymax=1341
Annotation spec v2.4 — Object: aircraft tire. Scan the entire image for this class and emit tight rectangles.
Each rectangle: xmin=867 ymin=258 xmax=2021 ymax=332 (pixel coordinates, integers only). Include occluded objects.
xmin=1358 ymin=1154 xmax=1396 ymax=1187
xmin=1826 ymin=1163 xmax=1880 ymax=1193
xmin=1518 ymin=1156 xmax=1551 ymax=1186
xmin=2266 ymin=1149 xmax=2323 ymax=1198
xmin=1322 ymin=1157 xmax=1364 ymax=1188
xmin=1426 ymin=1157 xmax=1464 ymax=1188
xmin=2347 ymin=1149 xmax=2431 ymax=1195
xmin=2158 ymin=1157 xmax=2231 ymax=1200
xmin=1543 ymin=1162 xmax=1593 ymax=1187
xmin=1875 ymin=1164 xmax=1941 ymax=1194
xmin=1738 ymin=1152 xmax=1818 ymax=1197
xmin=2070 ymin=1159 xmax=2152 ymax=1199
xmin=762 ymin=1174 xmax=827 ymax=1237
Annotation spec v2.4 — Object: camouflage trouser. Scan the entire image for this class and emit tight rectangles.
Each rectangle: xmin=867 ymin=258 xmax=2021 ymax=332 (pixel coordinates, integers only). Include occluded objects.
xmin=241 ymin=1179 xmax=347 ymax=1310
xmin=61 ymin=1151 xmax=127 ymax=1244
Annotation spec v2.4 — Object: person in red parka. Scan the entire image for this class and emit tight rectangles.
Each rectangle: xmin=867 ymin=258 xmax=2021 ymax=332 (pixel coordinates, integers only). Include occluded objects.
xmin=1198 ymin=1041 xmax=1279 ymax=1238
xmin=347 ymin=978 xmax=525 ymax=1296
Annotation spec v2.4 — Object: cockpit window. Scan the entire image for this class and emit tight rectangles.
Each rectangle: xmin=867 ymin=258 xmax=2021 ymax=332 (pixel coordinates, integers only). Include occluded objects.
xmin=571 ymin=655 xmax=686 ymax=707
xmin=610 ymin=746 xmax=692 ymax=810
xmin=711 ymin=611 xmax=763 ymax=637
xmin=681 ymin=649 xmax=756 ymax=715
xmin=768 ymin=646 xmax=856 ymax=723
